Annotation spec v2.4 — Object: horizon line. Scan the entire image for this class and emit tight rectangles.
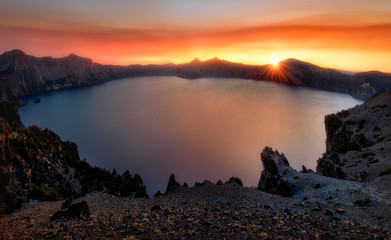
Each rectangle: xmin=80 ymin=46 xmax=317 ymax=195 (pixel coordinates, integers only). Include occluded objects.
xmin=1 ymin=48 xmax=388 ymax=75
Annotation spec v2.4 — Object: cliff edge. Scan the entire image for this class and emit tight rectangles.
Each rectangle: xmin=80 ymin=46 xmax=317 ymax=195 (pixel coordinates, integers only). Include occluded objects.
xmin=317 ymin=89 xmax=391 ymax=187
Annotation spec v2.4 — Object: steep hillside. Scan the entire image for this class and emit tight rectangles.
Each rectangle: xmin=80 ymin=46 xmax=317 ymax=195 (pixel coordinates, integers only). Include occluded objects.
xmin=317 ymin=89 xmax=391 ymax=187
xmin=0 ymin=104 xmax=147 ymax=214
xmin=0 ymin=50 xmax=175 ymax=101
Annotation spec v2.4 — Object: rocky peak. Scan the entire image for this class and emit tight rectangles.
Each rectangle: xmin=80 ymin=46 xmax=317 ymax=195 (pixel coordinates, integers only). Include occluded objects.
xmin=261 ymin=146 xmax=290 ymax=169
xmin=0 ymin=49 xmax=32 ymax=70
xmin=3 ymin=49 xmax=27 ymax=57
xmin=165 ymin=174 xmax=180 ymax=194
xmin=190 ymin=58 xmax=201 ymax=64
xmin=280 ymin=58 xmax=315 ymax=69
xmin=63 ymin=54 xmax=93 ymax=64
xmin=204 ymin=56 xmax=224 ymax=64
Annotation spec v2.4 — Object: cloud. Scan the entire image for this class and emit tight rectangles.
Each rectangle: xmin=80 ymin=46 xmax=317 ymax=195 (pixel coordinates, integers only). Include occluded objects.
xmin=1 ymin=22 xmax=390 ymax=70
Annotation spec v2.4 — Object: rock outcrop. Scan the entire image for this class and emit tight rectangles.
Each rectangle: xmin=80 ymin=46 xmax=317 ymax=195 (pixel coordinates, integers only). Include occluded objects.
xmin=165 ymin=174 xmax=181 ymax=194
xmin=317 ymin=89 xmax=391 ymax=183
xmin=352 ymin=71 xmax=391 ymax=100
xmin=323 ymin=113 xmax=373 ymax=154
xmin=257 ymin=147 xmax=293 ymax=197
xmin=225 ymin=177 xmax=243 ymax=187
xmin=316 ymin=153 xmax=345 ymax=179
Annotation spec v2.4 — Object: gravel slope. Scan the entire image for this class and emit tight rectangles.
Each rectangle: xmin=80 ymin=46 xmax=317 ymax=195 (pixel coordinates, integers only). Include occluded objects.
xmin=1 ymin=183 xmax=390 ymax=239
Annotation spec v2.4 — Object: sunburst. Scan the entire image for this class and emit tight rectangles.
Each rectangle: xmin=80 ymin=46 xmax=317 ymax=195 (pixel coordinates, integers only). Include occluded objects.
xmin=253 ymin=60 xmax=300 ymax=85
xmin=272 ymin=57 xmax=279 ymax=67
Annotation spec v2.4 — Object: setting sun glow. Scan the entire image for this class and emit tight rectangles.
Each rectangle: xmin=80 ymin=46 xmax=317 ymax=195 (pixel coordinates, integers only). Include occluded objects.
xmin=272 ymin=57 xmax=279 ymax=67
xmin=0 ymin=1 xmax=390 ymax=72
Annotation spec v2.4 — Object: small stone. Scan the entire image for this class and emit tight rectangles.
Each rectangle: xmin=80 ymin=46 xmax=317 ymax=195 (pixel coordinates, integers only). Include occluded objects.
xmin=202 ymin=180 xmax=214 ymax=186
xmin=154 ymin=191 xmax=162 ymax=197
xmin=336 ymin=208 xmax=346 ymax=214
xmin=151 ymin=205 xmax=161 ymax=211
xmin=61 ymin=198 xmax=73 ymax=210
xmin=284 ymin=208 xmax=292 ymax=216
xmin=195 ymin=182 xmax=203 ymax=187
xmin=325 ymin=210 xmax=334 ymax=216
xmin=320 ymin=233 xmax=337 ymax=240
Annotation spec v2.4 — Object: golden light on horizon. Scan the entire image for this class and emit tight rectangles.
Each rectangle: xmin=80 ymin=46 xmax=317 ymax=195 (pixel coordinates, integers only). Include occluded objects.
xmin=272 ymin=56 xmax=279 ymax=67
xmin=0 ymin=1 xmax=390 ymax=72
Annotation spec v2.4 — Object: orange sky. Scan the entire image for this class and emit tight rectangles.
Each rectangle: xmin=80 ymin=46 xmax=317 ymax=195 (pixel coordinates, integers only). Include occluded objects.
xmin=1 ymin=0 xmax=391 ymax=72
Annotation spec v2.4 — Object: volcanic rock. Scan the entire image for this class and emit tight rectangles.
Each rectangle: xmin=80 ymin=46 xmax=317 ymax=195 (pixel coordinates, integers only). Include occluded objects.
xmin=257 ymin=147 xmax=293 ymax=197
xmin=165 ymin=174 xmax=180 ymax=194
xmin=50 ymin=201 xmax=90 ymax=221
xmin=225 ymin=177 xmax=243 ymax=187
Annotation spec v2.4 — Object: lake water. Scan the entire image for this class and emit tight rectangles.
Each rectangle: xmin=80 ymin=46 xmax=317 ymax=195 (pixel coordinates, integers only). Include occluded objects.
xmin=19 ymin=77 xmax=362 ymax=196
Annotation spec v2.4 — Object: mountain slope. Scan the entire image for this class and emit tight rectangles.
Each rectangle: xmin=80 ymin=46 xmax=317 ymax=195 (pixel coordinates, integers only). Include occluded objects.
xmin=1 ymin=49 xmax=390 ymax=101
xmin=0 ymin=49 xmax=176 ymax=101
xmin=317 ymin=89 xmax=391 ymax=187
xmin=0 ymin=102 xmax=148 ymax=214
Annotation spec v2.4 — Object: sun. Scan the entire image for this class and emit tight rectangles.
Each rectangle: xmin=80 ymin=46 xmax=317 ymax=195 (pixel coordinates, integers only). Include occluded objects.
xmin=272 ymin=57 xmax=279 ymax=67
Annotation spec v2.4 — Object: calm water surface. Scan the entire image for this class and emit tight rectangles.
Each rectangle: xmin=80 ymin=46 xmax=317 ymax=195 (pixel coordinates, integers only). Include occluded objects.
xmin=19 ymin=77 xmax=362 ymax=196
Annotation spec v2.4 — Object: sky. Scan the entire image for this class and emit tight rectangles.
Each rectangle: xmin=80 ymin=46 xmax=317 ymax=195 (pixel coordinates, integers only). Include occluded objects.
xmin=1 ymin=0 xmax=391 ymax=72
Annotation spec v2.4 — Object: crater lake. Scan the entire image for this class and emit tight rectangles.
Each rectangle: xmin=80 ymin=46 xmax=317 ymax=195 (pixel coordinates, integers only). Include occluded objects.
xmin=19 ymin=76 xmax=362 ymax=196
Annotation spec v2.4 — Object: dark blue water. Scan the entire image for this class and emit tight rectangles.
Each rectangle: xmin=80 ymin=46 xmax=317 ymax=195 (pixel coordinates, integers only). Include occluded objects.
xmin=19 ymin=77 xmax=362 ymax=196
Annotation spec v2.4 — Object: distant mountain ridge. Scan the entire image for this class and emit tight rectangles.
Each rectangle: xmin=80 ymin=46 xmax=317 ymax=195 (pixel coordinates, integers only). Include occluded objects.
xmin=1 ymin=49 xmax=391 ymax=101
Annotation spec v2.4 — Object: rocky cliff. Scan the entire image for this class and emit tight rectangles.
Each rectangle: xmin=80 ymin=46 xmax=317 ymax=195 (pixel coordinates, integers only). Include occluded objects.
xmin=0 ymin=105 xmax=147 ymax=214
xmin=1 ymin=50 xmax=390 ymax=102
xmin=317 ymin=89 xmax=391 ymax=185
xmin=0 ymin=49 xmax=176 ymax=101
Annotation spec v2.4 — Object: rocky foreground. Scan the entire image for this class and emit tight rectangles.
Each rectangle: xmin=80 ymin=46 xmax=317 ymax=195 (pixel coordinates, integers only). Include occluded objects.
xmin=1 ymin=182 xmax=390 ymax=239
xmin=1 ymin=143 xmax=391 ymax=239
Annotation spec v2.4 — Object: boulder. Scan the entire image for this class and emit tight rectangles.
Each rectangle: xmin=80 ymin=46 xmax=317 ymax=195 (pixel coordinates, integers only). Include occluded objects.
xmin=301 ymin=165 xmax=314 ymax=173
xmin=61 ymin=198 xmax=73 ymax=210
xmin=257 ymin=147 xmax=293 ymax=197
xmin=50 ymin=201 xmax=90 ymax=221
xmin=316 ymin=155 xmax=345 ymax=179
xmin=225 ymin=177 xmax=243 ymax=187
xmin=153 ymin=191 xmax=162 ymax=197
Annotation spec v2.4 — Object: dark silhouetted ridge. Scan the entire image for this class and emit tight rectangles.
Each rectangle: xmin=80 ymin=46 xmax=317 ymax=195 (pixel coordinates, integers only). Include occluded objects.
xmin=0 ymin=49 xmax=390 ymax=101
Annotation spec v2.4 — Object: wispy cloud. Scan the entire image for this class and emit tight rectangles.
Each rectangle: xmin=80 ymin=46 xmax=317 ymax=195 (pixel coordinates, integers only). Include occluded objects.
xmin=1 ymin=19 xmax=391 ymax=71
